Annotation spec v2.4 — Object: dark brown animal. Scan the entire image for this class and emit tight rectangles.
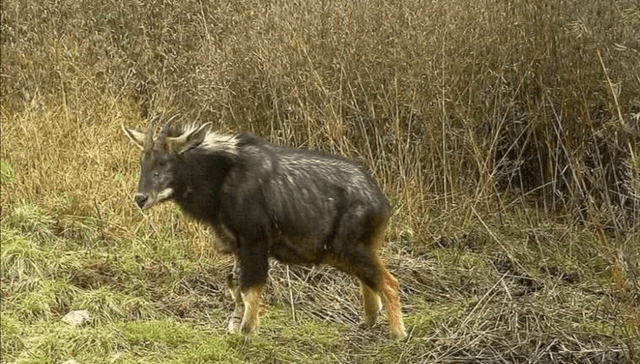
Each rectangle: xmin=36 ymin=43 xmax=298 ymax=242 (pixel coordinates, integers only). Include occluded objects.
xmin=123 ymin=118 xmax=406 ymax=339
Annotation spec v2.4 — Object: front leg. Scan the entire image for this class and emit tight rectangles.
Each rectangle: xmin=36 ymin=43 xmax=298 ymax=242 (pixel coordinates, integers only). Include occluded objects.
xmin=226 ymin=261 xmax=244 ymax=333
xmin=240 ymin=284 xmax=263 ymax=334
xmin=360 ymin=281 xmax=382 ymax=328
xmin=237 ymin=242 xmax=269 ymax=334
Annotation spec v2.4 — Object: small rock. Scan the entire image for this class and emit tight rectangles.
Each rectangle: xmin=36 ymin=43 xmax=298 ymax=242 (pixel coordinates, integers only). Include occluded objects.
xmin=62 ymin=360 xmax=79 ymax=364
xmin=61 ymin=310 xmax=91 ymax=327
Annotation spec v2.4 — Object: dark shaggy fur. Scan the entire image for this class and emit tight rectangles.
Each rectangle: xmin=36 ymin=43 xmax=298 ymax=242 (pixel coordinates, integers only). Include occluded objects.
xmin=123 ymin=123 xmax=406 ymax=339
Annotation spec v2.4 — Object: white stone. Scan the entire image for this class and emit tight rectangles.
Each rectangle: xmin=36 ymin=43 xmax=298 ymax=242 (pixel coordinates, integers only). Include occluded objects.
xmin=61 ymin=310 xmax=91 ymax=327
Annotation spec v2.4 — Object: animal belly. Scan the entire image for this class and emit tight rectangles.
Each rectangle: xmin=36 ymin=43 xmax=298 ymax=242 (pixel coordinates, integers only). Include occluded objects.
xmin=269 ymin=237 xmax=326 ymax=264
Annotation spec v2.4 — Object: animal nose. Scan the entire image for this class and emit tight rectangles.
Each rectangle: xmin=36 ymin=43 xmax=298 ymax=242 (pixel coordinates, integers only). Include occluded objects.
xmin=134 ymin=194 xmax=148 ymax=209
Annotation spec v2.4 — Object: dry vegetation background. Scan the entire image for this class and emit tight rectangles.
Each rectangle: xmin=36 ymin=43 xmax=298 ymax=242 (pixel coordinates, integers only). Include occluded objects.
xmin=1 ymin=0 xmax=639 ymax=363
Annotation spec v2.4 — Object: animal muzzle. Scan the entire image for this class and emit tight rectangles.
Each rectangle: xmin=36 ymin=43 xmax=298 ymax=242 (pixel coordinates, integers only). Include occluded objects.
xmin=134 ymin=194 xmax=149 ymax=209
xmin=133 ymin=188 xmax=174 ymax=210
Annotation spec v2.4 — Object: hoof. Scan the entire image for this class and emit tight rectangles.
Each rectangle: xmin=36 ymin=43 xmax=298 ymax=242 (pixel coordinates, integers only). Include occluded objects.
xmin=241 ymin=321 xmax=256 ymax=334
xmin=390 ymin=329 xmax=408 ymax=341
xmin=227 ymin=316 xmax=242 ymax=333
xmin=359 ymin=319 xmax=377 ymax=329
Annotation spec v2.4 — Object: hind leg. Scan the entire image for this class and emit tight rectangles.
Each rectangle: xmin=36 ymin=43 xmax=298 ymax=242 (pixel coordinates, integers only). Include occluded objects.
xmin=331 ymin=208 xmax=406 ymax=339
xmin=359 ymin=261 xmax=406 ymax=339
xmin=376 ymin=263 xmax=406 ymax=339
xmin=360 ymin=282 xmax=382 ymax=328
xmin=343 ymin=247 xmax=406 ymax=339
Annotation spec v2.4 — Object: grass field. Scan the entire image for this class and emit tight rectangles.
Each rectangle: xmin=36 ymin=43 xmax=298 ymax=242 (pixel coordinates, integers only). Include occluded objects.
xmin=1 ymin=0 xmax=639 ymax=363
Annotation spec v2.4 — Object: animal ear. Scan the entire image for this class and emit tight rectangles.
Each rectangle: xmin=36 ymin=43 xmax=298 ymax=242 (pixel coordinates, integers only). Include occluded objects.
xmin=169 ymin=122 xmax=212 ymax=155
xmin=122 ymin=125 xmax=146 ymax=149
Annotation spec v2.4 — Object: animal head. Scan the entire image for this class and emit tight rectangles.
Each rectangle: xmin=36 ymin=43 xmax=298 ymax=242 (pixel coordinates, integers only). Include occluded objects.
xmin=122 ymin=116 xmax=212 ymax=210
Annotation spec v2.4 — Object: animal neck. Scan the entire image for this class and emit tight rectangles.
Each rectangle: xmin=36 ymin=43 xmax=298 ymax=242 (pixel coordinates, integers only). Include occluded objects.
xmin=172 ymin=152 xmax=235 ymax=224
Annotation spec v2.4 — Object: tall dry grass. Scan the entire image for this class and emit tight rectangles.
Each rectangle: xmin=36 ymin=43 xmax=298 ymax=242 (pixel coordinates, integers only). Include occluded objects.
xmin=2 ymin=0 xmax=638 ymax=242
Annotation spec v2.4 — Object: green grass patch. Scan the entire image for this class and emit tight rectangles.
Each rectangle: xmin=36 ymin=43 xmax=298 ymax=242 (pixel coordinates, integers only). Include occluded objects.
xmin=0 ymin=159 xmax=15 ymax=184
xmin=5 ymin=203 xmax=55 ymax=237
xmin=406 ymin=300 xmax=468 ymax=337
xmin=75 ymin=286 xmax=158 ymax=323
xmin=120 ymin=320 xmax=239 ymax=363
xmin=1 ymin=228 xmax=53 ymax=281
xmin=1 ymin=319 xmax=128 ymax=364
xmin=9 ymin=279 xmax=80 ymax=320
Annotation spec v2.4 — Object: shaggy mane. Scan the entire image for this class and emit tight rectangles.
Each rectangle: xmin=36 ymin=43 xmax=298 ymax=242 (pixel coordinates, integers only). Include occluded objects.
xmin=179 ymin=123 xmax=239 ymax=155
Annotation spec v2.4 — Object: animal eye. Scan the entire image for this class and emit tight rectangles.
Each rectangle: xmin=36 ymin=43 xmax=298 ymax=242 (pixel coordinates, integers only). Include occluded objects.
xmin=153 ymin=171 xmax=160 ymax=177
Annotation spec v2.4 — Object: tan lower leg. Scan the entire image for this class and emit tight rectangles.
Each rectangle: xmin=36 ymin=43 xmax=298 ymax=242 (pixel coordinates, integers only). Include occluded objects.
xmin=380 ymin=269 xmax=407 ymax=339
xmin=241 ymin=285 xmax=262 ymax=334
xmin=227 ymin=273 xmax=244 ymax=333
xmin=361 ymin=282 xmax=382 ymax=327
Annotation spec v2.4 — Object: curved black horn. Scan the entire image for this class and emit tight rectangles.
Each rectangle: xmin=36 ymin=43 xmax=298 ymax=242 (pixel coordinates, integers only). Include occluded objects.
xmin=155 ymin=114 xmax=181 ymax=150
xmin=143 ymin=121 xmax=154 ymax=150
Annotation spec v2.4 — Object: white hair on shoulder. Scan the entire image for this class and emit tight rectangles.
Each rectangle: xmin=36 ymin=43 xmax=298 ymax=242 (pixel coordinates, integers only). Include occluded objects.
xmin=181 ymin=123 xmax=239 ymax=155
